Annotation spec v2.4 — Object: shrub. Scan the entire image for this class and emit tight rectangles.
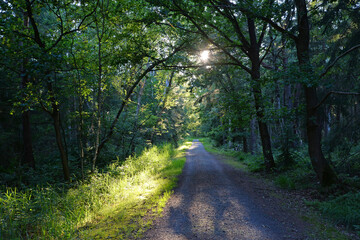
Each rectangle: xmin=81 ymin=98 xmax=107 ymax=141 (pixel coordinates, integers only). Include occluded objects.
xmin=275 ymin=175 xmax=296 ymax=190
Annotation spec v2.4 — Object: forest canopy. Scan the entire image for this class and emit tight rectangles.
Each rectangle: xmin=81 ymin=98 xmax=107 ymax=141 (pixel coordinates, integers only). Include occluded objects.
xmin=1 ymin=0 xmax=360 ymax=238
xmin=0 ymin=0 xmax=360 ymax=202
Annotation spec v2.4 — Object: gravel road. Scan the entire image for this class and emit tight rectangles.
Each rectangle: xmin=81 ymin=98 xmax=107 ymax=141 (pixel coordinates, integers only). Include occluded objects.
xmin=142 ymin=140 xmax=311 ymax=240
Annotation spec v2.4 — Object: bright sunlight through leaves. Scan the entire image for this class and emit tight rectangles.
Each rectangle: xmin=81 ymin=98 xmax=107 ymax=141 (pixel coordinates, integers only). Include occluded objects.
xmin=200 ymin=50 xmax=209 ymax=62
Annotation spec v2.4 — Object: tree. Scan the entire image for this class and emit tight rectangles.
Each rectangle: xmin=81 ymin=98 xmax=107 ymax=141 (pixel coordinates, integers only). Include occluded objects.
xmin=247 ymin=0 xmax=358 ymax=185
xmin=1 ymin=0 xmax=97 ymax=181
xmin=149 ymin=0 xmax=276 ymax=170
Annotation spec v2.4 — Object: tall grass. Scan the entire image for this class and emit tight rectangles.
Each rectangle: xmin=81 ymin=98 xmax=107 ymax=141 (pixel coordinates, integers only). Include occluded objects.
xmin=198 ymin=137 xmax=263 ymax=172
xmin=307 ymin=192 xmax=360 ymax=231
xmin=0 ymin=142 xmax=190 ymax=239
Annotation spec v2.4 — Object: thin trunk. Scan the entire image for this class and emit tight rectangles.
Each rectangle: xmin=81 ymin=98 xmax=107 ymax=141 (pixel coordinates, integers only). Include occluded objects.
xmin=129 ymin=78 xmax=147 ymax=154
xmin=52 ymin=103 xmax=70 ymax=181
xmin=69 ymin=36 xmax=85 ymax=178
xmin=136 ymin=79 xmax=147 ymax=117
xmin=242 ymin=136 xmax=248 ymax=153
xmin=92 ymin=6 xmax=106 ymax=169
xmin=45 ymin=80 xmax=70 ymax=181
xmin=248 ymin=17 xmax=275 ymax=170
xmin=293 ymin=83 xmax=303 ymax=145
xmin=150 ymin=71 xmax=174 ymax=143
xmin=282 ymin=37 xmax=295 ymax=149
xmin=21 ymin=11 xmax=35 ymax=169
xmin=295 ymin=0 xmax=337 ymax=186
xmin=323 ymin=105 xmax=330 ymax=138
xmin=92 ymin=39 xmax=102 ymax=171
xmin=228 ymin=116 xmax=232 ymax=148
xmin=22 ymin=110 xmax=35 ymax=168
xmin=76 ymin=72 xmax=85 ymax=178
xmin=95 ymin=43 xmax=184 ymax=157
xmin=72 ymin=42 xmax=85 ymax=179
xmin=250 ymin=118 xmax=257 ymax=154
xmin=79 ymin=101 xmax=85 ymax=178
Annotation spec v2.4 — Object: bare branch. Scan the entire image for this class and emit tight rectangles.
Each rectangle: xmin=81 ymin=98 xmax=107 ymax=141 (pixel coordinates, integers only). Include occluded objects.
xmin=259 ymin=38 xmax=274 ymax=65
xmin=261 ymin=62 xmax=274 ymax=70
xmin=258 ymin=22 xmax=267 ymax=45
xmin=46 ymin=0 xmax=99 ymax=52
xmin=39 ymin=100 xmax=52 ymax=115
xmin=209 ymin=0 xmax=250 ymax=50
xmin=25 ymin=0 xmax=45 ymax=48
xmin=320 ymin=44 xmax=360 ymax=78
xmin=156 ymin=62 xmax=242 ymax=70
xmin=314 ymin=91 xmax=360 ymax=110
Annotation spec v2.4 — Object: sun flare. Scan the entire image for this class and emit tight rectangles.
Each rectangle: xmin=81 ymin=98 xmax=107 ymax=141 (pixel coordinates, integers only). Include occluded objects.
xmin=200 ymin=50 xmax=209 ymax=62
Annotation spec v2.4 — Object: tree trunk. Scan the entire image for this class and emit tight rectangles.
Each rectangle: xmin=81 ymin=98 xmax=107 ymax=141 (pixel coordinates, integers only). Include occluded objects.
xmin=242 ymin=136 xmax=248 ymax=153
xmin=295 ymin=0 xmax=337 ymax=186
xmin=249 ymin=118 xmax=257 ymax=154
xmin=323 ymin=105 xmax=330 ymax=138
xmin=248 ymin=17 xmax=275 ymax=170
xmin=228 ymin=117 xmax=232 ymax=148
xmin=136 ymin=79 xmax=147 ymax=117
xmin=46 ymin=80 xmax=70 ymax=181
xmin=72 ymin=42 xmax=85 ymax=179
xmin=21 ymin=11 xmax=35 ymax=169
xmin=304 ymin=87 xmax=337 ymax=185
xmin=92 ymin=39 xmax=102 ymax=171
xmin=79 ymin=101 xmax=85 ymax=179
xmin=22 ymin=109 xmax=35 ymax=169
xmin=292 ymin=83 xmax=303 ymax=146
xmin=52 ymin=107 xmax=70 ymax=181
xmin=150 ymin=71 xmax=174 ymax=143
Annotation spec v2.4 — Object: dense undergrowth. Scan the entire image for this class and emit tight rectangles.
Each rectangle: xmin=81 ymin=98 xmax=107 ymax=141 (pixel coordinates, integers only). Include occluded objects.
xmin=0 ymin=141 xmax=192 ymax=239
xmin=199 ymin=137 xmax=360 ymax=236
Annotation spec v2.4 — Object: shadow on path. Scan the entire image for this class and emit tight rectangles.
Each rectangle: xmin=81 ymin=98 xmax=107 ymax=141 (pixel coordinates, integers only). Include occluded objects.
xmin=142 ymin=140 xmax=307 ymax=240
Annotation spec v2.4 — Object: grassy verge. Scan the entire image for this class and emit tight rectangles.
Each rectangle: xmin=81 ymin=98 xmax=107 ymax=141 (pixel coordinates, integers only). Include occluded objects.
xmin=198 ymin=137 xmax=262 ymax=172
xmin=0 ymin=141 xmax=192 ymax=239
xmin=198 ymin=137 xmax=359 ymax=239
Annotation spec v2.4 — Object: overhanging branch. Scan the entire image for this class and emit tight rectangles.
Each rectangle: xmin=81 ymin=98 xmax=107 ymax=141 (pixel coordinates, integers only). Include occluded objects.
xmin=96 ymin=42 xmax=186 ymax=154
xmin=314 ymin=91 xmax=360 ymax=110
xmin=156 ymin=62 xmax=243 ymax=70
xmin=320 ymin=44 xmax=360 ymax=78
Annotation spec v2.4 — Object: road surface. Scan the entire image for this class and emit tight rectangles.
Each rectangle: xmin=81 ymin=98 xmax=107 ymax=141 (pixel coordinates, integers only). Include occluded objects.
xmin=142 ymin=140 xmax=310 ymax=239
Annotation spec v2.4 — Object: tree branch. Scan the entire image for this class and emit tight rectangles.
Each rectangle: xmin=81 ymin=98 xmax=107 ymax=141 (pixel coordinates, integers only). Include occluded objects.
xmin=259 ymin=38 xmax=274 ymax=65
xmin=46 ymin=0 xmax=99 ymax=52
xmin=157 ymin=62 xmax=242 ymax=70
xmin=314 ymin=91 xmax=360 ymax=110
xmin=96 ymin=42 xmax=186 ymax=154
xmin=320 ymin=44 xmax=360 ymax=78
xmin=172 ymin=1 xmax=251 ymax=74
xmin=258 ymin=22 xmax=267 ymax=46
xmin=25 ymin=0 xmax=45 ymax=48
xmin=209 ymin=0 xmax=250 ymax=50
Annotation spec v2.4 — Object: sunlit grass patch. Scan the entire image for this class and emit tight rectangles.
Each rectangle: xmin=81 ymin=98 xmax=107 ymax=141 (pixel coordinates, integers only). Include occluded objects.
xmin=0 ymin=141 xmax=190 ymax=239
xmin=198 ymin=137 xmax=255 ymax=171
xmin=78 ymin=143 xmax=188 ymax=239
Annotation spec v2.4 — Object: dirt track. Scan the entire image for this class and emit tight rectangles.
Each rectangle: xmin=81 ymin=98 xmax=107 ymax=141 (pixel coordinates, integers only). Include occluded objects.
xmin=142 ymin=140 xmax=311 ymax=240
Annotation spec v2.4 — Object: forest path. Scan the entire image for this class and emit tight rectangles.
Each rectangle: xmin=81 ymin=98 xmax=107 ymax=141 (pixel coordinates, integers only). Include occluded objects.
xmin=142 ymin=140 xmax=310 ymax=240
